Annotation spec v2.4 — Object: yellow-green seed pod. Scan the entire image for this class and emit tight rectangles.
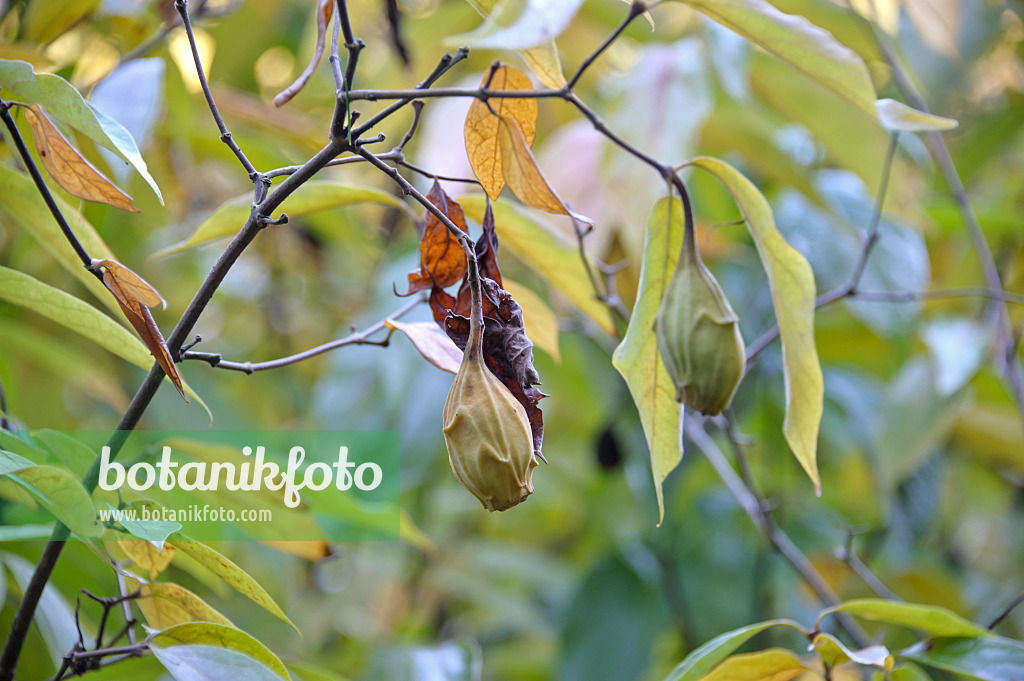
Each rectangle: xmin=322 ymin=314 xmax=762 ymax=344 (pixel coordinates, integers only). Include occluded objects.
xmin=443 ymin=312 xmax=537 ymax=511
xmin=655 ymin=235 xmax=746 ymax=416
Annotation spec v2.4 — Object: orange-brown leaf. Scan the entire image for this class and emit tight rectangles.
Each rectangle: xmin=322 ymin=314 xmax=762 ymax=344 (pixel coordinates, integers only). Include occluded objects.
xmin=91 ymin=258 xmax=165 ymax=309
xmin=22 ymin=104 xmax=138 ymax=212
xmin=464 ymin=65 xmax=537 ymax=200
xmin=406 ymin=181 xmax=469 ymax=293
xmin=98 ymin=262 xmax=186 ymax=402
xmin=498 ymin=116 xmax=568 ymax=215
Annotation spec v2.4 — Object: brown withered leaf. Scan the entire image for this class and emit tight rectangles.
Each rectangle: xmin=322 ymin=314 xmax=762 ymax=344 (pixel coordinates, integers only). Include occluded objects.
xmin=442 ymin=281 xmax=547 ymax=460
xmin=93 ymin=258 xmax=186 ymax=402
xmin=21 ymin=104 xmax=138 ymax=212
xmin=405 ymin=181 xmax=469 ymax=294
xmin=464 ymin=65 xmax=537 ymax=200
xmin=91 ymin=258 xmax=166 ymax=309
xmin=273 ymin=0 xmax=334 ymax=107
xmin=453 ymin=200 xmax=502 ymax=315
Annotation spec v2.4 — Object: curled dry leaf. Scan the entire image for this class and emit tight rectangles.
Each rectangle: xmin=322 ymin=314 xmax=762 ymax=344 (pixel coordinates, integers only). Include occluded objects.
xmin=405 ymin=180 xmax=470 ymax=294
xmin=92 ymin=258 xmax=186 ymax=402
xmin=21 ymin=104 xmax=138 ymax=212
xmin=273 ymin=0 xmax=334 ymax=107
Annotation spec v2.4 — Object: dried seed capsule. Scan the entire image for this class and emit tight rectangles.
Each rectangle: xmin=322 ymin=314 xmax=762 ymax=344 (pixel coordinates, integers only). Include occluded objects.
xmin=655 ymin=234 xmax=746 ymax=416
xmin=443 ymin=315 xmax=537 ymax=511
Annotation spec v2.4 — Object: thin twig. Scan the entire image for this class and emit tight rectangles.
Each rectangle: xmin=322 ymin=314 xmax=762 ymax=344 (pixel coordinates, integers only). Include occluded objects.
xmin=174 ymin=0 xmax=258 ymax=179
xmin=566 ymin=1 xmax=647 ymax=90
xmin=182 ymin=294 xmax=425 ymax=373
xmin=872 ymin=25 xmax=1024 ymax=433
xmin=988 ymin=592 xmax=1024 ymax=630
xmin=685 ymin=418 xmax=873 ymax=648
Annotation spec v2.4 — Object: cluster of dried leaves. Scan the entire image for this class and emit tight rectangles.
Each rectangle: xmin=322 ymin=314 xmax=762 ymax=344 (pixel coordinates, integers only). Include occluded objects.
xmin=13 ymin=101 xmax=186 ymax=400
xmin=401 ymin=181 xmax=547 ymax=460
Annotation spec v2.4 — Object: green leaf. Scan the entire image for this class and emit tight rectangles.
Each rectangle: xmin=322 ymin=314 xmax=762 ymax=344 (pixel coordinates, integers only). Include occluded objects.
xmin=819 ymin=599 xmax=991 ymax=638
xmin=698 ymin=648 xmax=808 ymax=681
xmin=0 ymin=164 xmax=122 ymax=316
xmin=2 ymin=551 xmax=79 ymax=669
xmin=127 ymin=576 xmax=235 ymax=628
xmin=460 ymin=197 xmax=614 ymax=335
xmin=611 ymin=197 xmax=685 ymax=523
xmin=0 ymin=266 xmax=209 ymax=411
xmin=0 ymin=58 xmax=162 ymax=201
xmin=663 ymin=619 xmax=806 ymax=681
xmin=0 ymin=524 xmax=54 ymax=540
xmin=691 ymin=157 xmax=823 ymax=493
xmin=1 ymin=461 xmax=101 ymax=537
xmin=903 ymin=636 xmax=1024 ymax=681
xmin=152 ymin=622 xmax=290 ymax=681
xmin=151 ymin=645 xmax=285 ymax=681
xmin=673 ymin=0 xmax=877 ymax=116
xmin=33 ymin=430 xmax=96 ymax=478
xmin=152 ymin=181 xmax=409 ymax=258
xmin=875 ymin=99 xmax=959 ymax=132
xmin=168 ymin=537 xmax=299 ymax=633
xmin=110 ymin=502 xmax=182 ymax=544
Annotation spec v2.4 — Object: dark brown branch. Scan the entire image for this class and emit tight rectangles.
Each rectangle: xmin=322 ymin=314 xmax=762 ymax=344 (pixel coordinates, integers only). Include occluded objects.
xmin=566 ymin=1 xmax=647 ymax=90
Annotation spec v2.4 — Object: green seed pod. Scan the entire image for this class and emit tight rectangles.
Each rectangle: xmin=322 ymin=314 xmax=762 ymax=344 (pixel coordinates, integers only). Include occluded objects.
xmin=655 ymin=234 xmax=746 ymax=416
xmin=443 ymin=313 xmax=537 ymax=512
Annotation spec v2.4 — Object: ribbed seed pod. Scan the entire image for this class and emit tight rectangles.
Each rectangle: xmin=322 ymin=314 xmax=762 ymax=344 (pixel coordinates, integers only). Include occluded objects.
xmin=655 ymin=233 xmax=746 ymax=416
xmin=443 ymin=287 xmax=537 ymax=511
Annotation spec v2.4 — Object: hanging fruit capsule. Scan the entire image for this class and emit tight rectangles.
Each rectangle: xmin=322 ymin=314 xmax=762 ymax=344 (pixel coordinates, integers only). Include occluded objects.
xmin=655 ymin=229 xmax=746 ymax=416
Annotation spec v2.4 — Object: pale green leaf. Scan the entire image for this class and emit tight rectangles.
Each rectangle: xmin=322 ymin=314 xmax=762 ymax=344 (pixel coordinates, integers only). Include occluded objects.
xmin=0 ymin=58 xmax=162 ymax=201
xmin=673 ymin=0 xmax=877 ymax=116
xmin=903 ymin=636 xmax=1024 ymax=681
xmin=451 ymin=0 xmax=585 ymax=50
xmin=698 ymin=648 xmax=808 ymax=681
xmin=1 ymin=462 xmax=101 ymax=536
xmin=0 ymin=266 xmax=209 ymax=410
xmin=168 ymin=537 xmax=299 ymax=633
xmin=664 ymin=619 xmax=807 ymax=681
xmin=152 ymin=622 xmax=290 ymax=681
xmin=2 ymin=551 xmax=79 ymax=669
xmin=819 ymin=599 xmax=990 ymax=638
xmin=875 ymin=99 xmax=959 ymax=132
xmin=611 ymin=197 xmax=685 ymax=524
xmin=460 ymin=196 xmax=614 ymax=335
xmin=462 ymin=0 xmax=566 ymax=87
xmin=152 ymin=645 xmax=285 ymax=681
xmin=0 ymin=164 xmax=121 ymax=315
xmin=691 ymin=157 xmax=823 ymax=493
xmin=152 ymin=181 xmax=409 ymax=258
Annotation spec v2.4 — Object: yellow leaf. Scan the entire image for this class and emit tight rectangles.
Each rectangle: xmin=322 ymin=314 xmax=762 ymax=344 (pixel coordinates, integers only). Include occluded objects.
xmin=691 ymin=156 xmax=823 ymax=493
xmin=698 ymin=648 xmax=808 ymax=681
xmin=612 ymin=197 xmax=685 ymax=523
xmin=503 ymin=279 xmax=561 ymax=362
xmin=464 ymin=65 xmax=537 ymax=200
xmin=497 ymin=115 xmax=569 ymax=215
xmin=116 ymin=540 xmax=176 ymax=579
xmin=260 ymin=540 xmax=332 ymax=561
xmin=520 ymin=43 xmax=567 ymax=88
xmin=21 ymin=104 xmax=138 ymax=212
xmin=125 ymin=577 xmax=234 ymax=630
